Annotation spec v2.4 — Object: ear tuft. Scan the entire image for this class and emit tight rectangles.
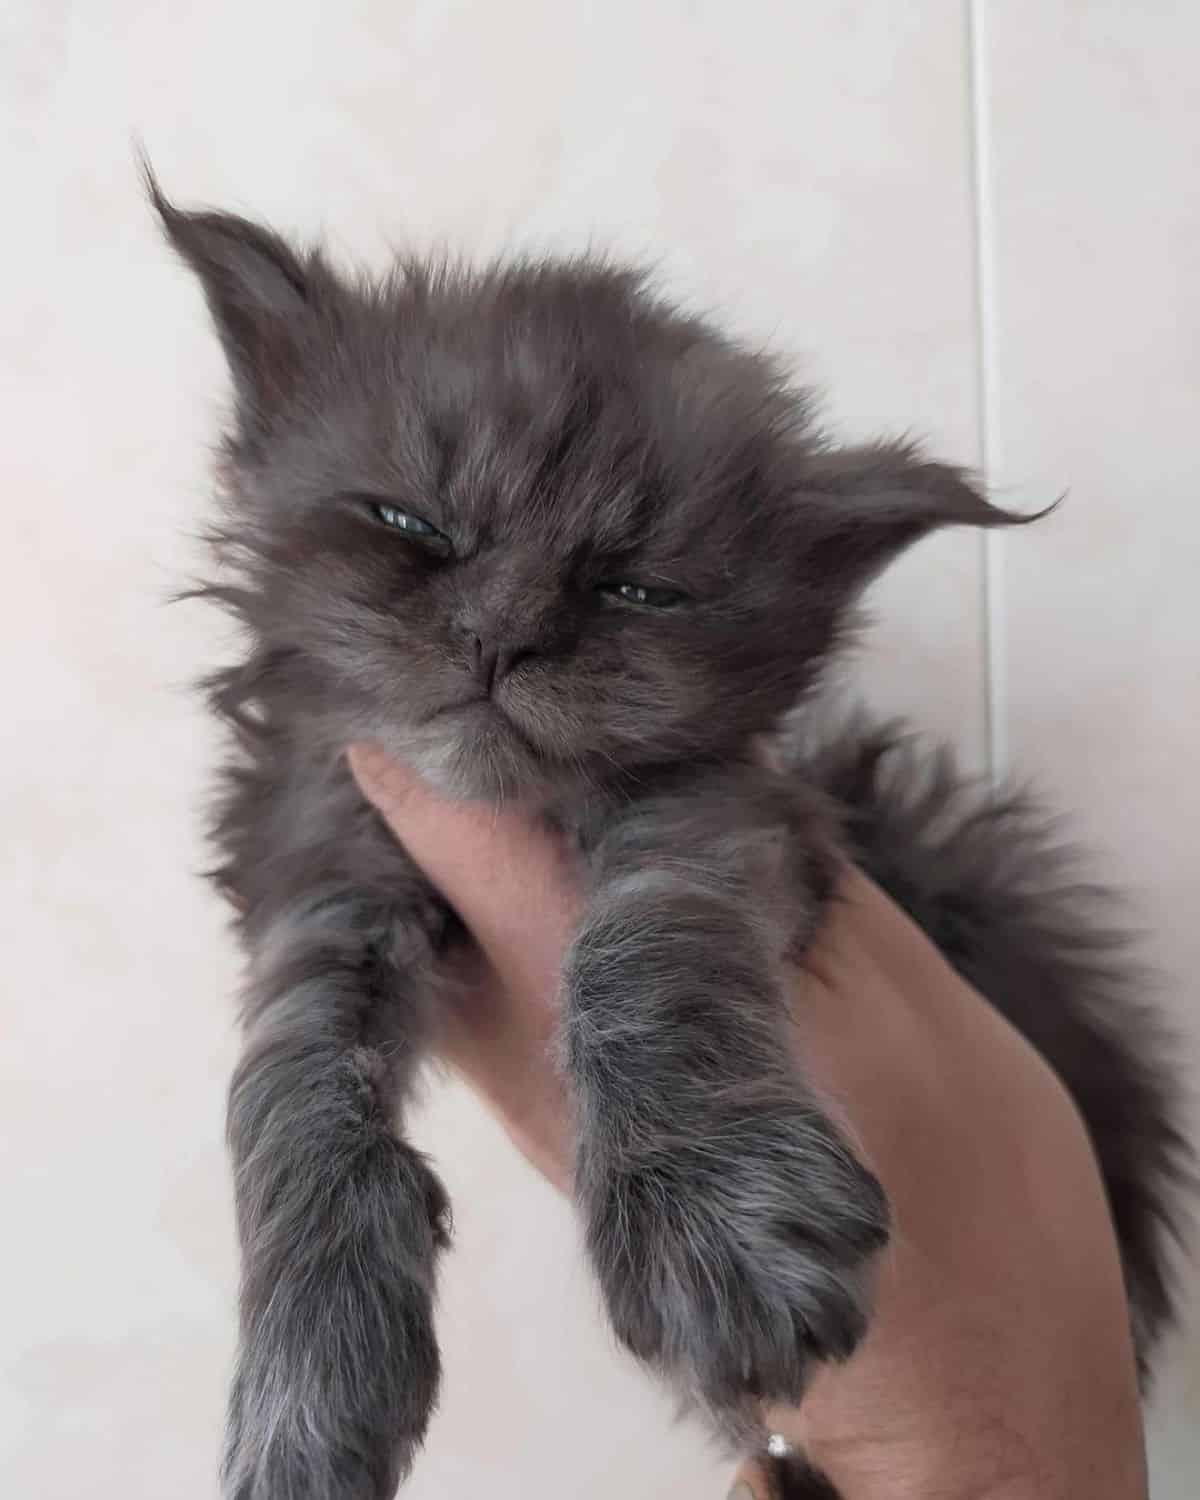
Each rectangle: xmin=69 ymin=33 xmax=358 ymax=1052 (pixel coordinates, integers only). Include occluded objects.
xmin=803 ymin=438 xmax=1054 ymax=592
xmin=141 ymin=153 xmax=320 ymax=426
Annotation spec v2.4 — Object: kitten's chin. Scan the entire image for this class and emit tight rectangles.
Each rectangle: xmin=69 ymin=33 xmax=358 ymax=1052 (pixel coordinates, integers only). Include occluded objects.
xmin=377 ymin=710 xmax=564 ymax=806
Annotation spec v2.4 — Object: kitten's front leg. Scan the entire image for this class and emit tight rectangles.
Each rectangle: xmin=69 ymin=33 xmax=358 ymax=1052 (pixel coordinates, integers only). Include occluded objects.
xmin=223 ymin=890 xmax=448 ymax=1500
xmin=565 ymin=776 xmax=889 ymax=1442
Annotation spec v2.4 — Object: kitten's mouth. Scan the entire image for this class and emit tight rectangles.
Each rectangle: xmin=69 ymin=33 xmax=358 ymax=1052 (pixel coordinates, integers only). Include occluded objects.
xmin=429 ymin=694 xmax=545 ymax=756
xmin=429 ymin=693 xmax=504 ymax=725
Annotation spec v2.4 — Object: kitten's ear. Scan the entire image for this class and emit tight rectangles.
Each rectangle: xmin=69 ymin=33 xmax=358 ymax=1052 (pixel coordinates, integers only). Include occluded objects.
xmin=144 ymin=162 xmax=324 ymax=425
xmin=802 ymin=440 xmax=1046 ymax=593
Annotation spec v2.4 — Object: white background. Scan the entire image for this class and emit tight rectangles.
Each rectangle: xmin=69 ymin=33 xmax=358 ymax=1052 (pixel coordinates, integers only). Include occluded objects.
xmin=2 ymin=3 xmax=1197 ymax=1495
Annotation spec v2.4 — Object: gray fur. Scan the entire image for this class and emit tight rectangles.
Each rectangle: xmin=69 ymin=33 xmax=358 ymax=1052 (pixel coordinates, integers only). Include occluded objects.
xmin=147 ymin=167 xmax=1189 ymax=1498
xmin=565 ymin=768 xmax=888 ymax=1444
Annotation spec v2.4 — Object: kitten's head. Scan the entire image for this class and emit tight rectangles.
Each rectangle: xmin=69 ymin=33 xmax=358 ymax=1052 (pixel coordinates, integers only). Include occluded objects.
xmin=153 ymin=176 xmax=1028 ymax=800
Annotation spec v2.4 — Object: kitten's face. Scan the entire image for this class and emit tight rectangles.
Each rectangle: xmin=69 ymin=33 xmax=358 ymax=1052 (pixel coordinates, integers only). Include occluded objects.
xmin=235 ymin=272 xmax=838 ymax=798
xmin=153 ymin=180 xmax=1020 ymax=799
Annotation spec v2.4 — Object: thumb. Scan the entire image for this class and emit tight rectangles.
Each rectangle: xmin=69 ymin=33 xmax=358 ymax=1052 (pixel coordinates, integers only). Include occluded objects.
xmin=346 ymin=743 xmax=583 ymax=996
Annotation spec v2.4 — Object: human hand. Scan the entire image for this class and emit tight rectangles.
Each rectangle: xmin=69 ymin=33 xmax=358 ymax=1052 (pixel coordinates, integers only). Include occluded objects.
xmin=347 ymin=745 xmax=1146 ymax=1500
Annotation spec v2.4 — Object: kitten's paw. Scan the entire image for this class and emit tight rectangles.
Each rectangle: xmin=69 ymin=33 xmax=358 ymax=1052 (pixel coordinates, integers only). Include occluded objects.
xmin=223 ymin=1140 xmax=448 ymax=1498
xmin=585 ymin=1106 xmax=888 ymax=1435
xmin=223 ymin=1288 xmax=438 ymax=1500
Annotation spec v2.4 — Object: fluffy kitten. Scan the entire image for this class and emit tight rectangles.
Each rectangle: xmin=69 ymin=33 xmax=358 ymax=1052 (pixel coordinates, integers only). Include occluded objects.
xmin=149 ymin=173 xmax=1188 ymax=1500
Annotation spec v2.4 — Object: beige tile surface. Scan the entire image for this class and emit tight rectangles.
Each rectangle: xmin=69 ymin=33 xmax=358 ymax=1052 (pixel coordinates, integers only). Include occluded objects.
xmin=983 ymin=6 xmax=1200 ymax=1493
xmin=2 ymin=2 xmax=1193 ymax=1496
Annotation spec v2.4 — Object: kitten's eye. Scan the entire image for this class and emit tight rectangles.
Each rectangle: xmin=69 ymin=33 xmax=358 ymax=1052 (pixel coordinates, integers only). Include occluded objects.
xmin=602 ymin=581 xmax=689 ymax=610
xmin=370 ymin=503 xmax=451 ymax=551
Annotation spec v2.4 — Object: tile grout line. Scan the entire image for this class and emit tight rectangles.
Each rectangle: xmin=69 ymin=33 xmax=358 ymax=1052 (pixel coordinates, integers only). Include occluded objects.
xmin=966 ymin=0 xmax=1005 ymax=787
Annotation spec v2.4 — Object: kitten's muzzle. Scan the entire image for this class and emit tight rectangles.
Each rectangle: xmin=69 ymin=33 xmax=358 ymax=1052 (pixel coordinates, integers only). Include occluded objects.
xmin=467 ymin=632 xmax=537 ymax=694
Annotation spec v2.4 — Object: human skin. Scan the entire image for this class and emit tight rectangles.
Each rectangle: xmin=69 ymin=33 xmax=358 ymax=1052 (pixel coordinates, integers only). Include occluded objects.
xmin=347 ymin=743 xmax=1147 ymax=1500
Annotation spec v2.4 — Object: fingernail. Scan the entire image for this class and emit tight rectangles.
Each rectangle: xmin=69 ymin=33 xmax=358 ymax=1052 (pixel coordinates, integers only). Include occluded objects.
xmin=727 ymin=1484 xmax=756 ymax=1500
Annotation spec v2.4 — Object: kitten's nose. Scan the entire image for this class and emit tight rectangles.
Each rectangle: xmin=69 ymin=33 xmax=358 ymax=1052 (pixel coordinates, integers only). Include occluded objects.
xmin=469 ymin=634 xmax=535 ymax=693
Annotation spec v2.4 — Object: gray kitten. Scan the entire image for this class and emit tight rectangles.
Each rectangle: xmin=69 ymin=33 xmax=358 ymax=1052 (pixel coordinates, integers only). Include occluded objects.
xmin=149 ymin=173 xmax=1188 ymax=1500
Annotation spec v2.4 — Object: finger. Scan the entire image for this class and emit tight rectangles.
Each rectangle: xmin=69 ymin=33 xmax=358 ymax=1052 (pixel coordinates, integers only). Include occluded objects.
xmin=725 ymin=1457 xmax=773 ymax=1499
xmin=346 ymin=743 xmax=583 ymax=994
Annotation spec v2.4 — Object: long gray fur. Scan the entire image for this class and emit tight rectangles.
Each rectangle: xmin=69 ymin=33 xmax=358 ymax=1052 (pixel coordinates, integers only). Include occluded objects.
xmin=146 ymin=168 xmax=1190 ymax=1498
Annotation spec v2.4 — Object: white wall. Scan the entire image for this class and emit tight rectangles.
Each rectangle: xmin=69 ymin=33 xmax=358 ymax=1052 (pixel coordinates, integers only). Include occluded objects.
xmin=2 ymin=3 xmax=1196 ymax=1495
